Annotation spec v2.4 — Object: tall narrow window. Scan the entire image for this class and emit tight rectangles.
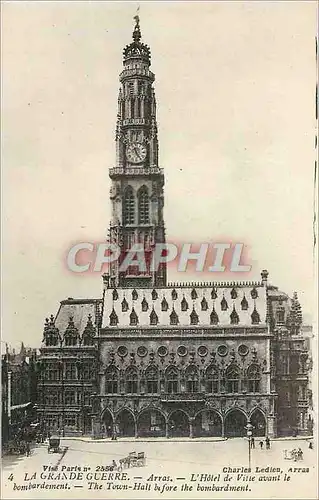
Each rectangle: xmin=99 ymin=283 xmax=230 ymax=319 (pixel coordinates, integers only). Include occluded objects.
xmin=247 ymin=365 xmax=260 ymax=393
xmin=186 ymin=366 xmax=199 ymax=393
xmin=166 ymin=367 xmax=178 ymax=394
xmin=105 ymin=367 xmax=118 ymax=394
xmin=225 ymin=366 xmax=240 ymax=393
xmin=124 ymin=187 xmax=135 ymax=225
xmin=206 ymin=366 xmax=219 ymax=393
xmin=126 ymin=367 xmax=138 ymax=394
xmin=138 ymin=186 xmax=150 ymax=224
xmin=146 ymin=366 xmax=158 ymax=394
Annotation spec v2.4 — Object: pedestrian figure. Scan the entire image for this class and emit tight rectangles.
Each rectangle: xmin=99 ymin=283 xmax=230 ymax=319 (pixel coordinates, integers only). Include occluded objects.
xmin=309 ymin=441 xmax=313 ymax=450
xmin=259 ymin=440 xmax=263 ymax=449
xmin=265 ymin=437 xmax=270 ymax=450
xmin=25 ymin=442 xmax=31 ymax=457
xmin=251 ymin=437 xmax=255 ymax=449
xmin=297 ymin=448 xmax=303 ymax=461
xmin=112 ymin=460 xmax=117 ymax=470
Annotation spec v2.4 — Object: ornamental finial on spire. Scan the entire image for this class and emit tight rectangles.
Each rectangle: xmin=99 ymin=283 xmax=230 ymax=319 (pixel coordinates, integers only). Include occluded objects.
xmin=133 ymin=7 xmax=141 ymax=42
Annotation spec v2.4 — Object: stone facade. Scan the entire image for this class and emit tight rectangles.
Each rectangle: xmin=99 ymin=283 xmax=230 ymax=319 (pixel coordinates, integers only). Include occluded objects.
xmin=37 ymin=18 xmax=312 ymax=440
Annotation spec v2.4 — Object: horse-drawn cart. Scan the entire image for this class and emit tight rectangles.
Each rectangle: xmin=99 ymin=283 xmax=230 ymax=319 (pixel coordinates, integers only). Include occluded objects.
xmin=47 ymin=436 xmax=61 ymax=454
xmin=119 ymin=451 xmax=146 ymax=469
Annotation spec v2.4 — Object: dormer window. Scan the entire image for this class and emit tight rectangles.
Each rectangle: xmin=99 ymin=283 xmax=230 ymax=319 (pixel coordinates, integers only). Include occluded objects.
xmin=241 ymin=296 xmax=248 ymax=311
xmin=122 ymin=298 xmax=129 ymax=312
xmin=130 ymin=308 xmax=138 ymax=326
xmin=181 ymin=297 xmax=188 ymax=312
xmin=161 ymin=297 xmax=168 ymax=312
xmin=201 ymin=297 xmax=208 ymax=311
xmin=190 ymin=308 xmax=199 ymax=325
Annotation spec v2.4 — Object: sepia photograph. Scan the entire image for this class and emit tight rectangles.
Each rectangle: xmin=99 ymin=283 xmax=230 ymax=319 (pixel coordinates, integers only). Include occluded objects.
xmin=1 ymin=1 xmax=318 ymax=499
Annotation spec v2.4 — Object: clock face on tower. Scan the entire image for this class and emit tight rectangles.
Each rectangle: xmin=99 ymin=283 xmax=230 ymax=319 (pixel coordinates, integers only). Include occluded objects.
xmin=126 ymin=142 xmax=147 ymax=163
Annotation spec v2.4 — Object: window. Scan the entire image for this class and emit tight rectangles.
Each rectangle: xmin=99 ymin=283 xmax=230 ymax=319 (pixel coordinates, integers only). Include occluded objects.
xmin=276 ymin=307 xmax=285 ymax=323
xmin=65 ymin=391 xmax=76 ymax=405
xmin=230 ymin=307 xmax=239 ymax=325
xmin=181 ymin=297 xmax=188 ymax=311
xmin=221 ymin=297 xmax=228 ymax=311
xmin=191 ymin=288 xmax=197 ymax=300
xmin=247 ymin=365 xmax=260 ymax=393
xmin=251 ymin=308 xmax=260 ymax=325
xmin=82 ymin=334 xmax=93 ymax=346
xmin=47 ymin=363 xmax=59 ymax=380
xmin=45 ymin=392 xmax=59 ymax=406
xmin=146 ymin=367 xmax=158 ymax=394
xmin=230 ymin=288 xmax=237 ymax=299
xmin=170 ymin=309 xmax=179 ymax=325
xmin=82 ymin=362 xmax=93 ymax=380
xmin=171 ymin=289 xmax=178 ymax=300
xmin=65 ymin=363 xmax=76 ymax=380
xmin=151 ymin=289 xmax=158 ymax=300
xmin=161 ymin=298 xmax=168 ymax=311
xmin=206 ymin=366 xmax=219 ymax=393
xmin=226 ymin=367 xmax=240 ymax=393
xmin=190 ymin=308 xmax=199 ymax=325
xmin=241 ymin=296 xmax=248 ymax=311
xmin=130 ymin=308 xmax=138 ymax=326
xmin=124 ymin=187 xmax=135 ymax=225
xmin=150 ymin=309 xmax=158 ymax=325
xmin=65 ymin=415 xmax=77 ymax=427
xmin=122 ymin=298 xmax=129 ymax=312
xmin=210 ymin=308 xmax=219 ymax=325
xmin=138 ymin=186 xmax=150 ymax=224
xmin=166 ymin=367 xmax=178 ymax=393
xmin=201 ymin=297 xmax=208 ymax=311
xmin=126 ymin=367 xmax=138 ymax=393
xmin=47 ymin=415 xmax=59 ymax=430
xmin=109 ymin=308 xmax=118 ymax=326
xmin=105 ymin=367 xmax=118 ymax=394
xmin=46 ymin=334 xmax=59 ymax=347
xmin=64 ymin=334 xmax=77 ymax=347
xmin=186 ymin=366 xmax=199 ymax=393
xmin=141 ymin=297 xmax=148 ymax=311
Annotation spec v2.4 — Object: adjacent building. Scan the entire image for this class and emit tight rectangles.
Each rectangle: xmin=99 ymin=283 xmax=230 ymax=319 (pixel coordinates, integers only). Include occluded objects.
xmin=37 ymin=18 xmax=313 ymax=439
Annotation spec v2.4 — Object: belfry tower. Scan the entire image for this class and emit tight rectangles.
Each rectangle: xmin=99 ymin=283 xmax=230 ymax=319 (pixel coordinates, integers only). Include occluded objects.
xmin=108 ymin=16 xmax=166 ymax=288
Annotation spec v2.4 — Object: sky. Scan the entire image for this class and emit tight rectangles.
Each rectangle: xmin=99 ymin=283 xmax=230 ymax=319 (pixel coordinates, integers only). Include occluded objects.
xmin=2 ymin=1 xmax=317 ymax=350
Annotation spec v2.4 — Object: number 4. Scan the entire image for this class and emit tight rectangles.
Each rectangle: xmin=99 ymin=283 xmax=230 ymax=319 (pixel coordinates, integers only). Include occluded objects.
xmin=8 ymin=474 xmax=14 ymax=481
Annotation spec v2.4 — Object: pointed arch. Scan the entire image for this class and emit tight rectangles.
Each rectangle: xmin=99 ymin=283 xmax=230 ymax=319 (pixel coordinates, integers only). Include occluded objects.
xmin=225 ymin=364 xmax=240 ymax=393
xmin=105 ymin=366 xmax=119 ymax=394
xmin=137 ymin=408 xmax=166 ymax=437
xmin=224 ymin=408 xmax=248 ymax=437
xmin=125 ymin=366 xmax=138 ymax=394
xmin=123 ymin=186 xmax=135 ymax=225
xmin=185 ymin=365 xmax=199 ymax=393
xmin=145 ymin=365 xmax=158 ymax=394
xmin=194 ymin=409 xmax=222 ymax=437
xmin=138 ymin=185 xmax=150 ymax=224
xmin=115 ymin=408 xmax=135 ymax=437
xmin=247 ymin=363 xmax=261 ymax=393
xmin=206 ymin=364 xmax=219 ymax=393
xmin=101 ymin=408 xmax=114 ymax=437
xmin=250 ymin=408 xmax=266 ymax=436
xmin=168 ymin=409 xmax=190 ymax=437
xmin=165 ymin=365 xmax=179 ymax=393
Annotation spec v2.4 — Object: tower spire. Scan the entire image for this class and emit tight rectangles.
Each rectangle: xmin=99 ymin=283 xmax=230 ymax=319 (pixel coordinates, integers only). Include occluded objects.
xmin=133 ymin=8 xmax=141 ymax=42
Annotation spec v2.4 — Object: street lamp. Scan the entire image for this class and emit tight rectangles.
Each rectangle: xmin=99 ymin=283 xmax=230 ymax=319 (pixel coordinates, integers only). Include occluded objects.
xmin=245 ymin=422 xmax=254 ymax=469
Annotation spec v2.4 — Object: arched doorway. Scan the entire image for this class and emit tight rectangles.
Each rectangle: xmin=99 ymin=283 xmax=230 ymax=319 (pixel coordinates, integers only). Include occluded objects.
xmin=115 ymin=409 xmax=135 ymax=437
xmin=102 ymin=409 xmax=114 ymax=438
xmin=137 ymin=409 xmax=166 ymax=437
xmin=250 ymin=409 xmax=266 ymax=437
xmin=194 ymin=410 xmax=222 ymax=437
xmin=224 ymin=409 xmax=247 ymax=437
xmin=168 ymin=410 xmax=189 ymax=437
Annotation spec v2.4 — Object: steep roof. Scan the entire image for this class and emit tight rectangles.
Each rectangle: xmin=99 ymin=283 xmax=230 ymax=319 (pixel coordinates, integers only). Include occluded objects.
xmin=102 ymin=282 xmax=267 ymax=328
xmin=54 ymin=298 xmax=102 ymax=335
